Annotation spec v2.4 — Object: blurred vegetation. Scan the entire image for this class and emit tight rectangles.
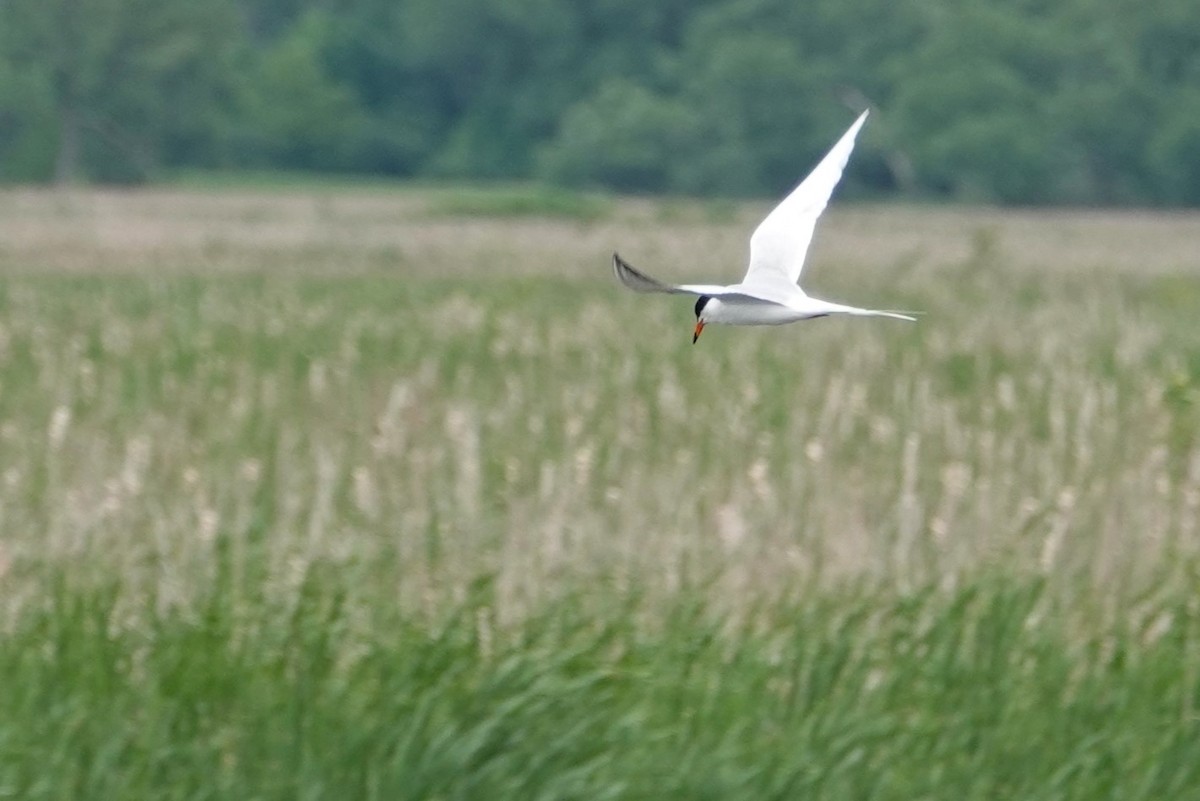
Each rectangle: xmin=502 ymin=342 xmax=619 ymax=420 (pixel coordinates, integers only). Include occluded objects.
xmin=1 ymin=191 xmax=1200 ymax=796
xmin=1 ymin=0 xmax=1200 ymax=203
xmin=423 ymin=184 xmax=614 ymax=220
xmin=6 ymin=570 xmax=1200 ymax=800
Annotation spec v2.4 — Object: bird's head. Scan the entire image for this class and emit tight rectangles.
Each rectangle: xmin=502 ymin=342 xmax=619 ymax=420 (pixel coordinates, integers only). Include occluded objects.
xmin=693 ymin=295 xmax=714 ymax=344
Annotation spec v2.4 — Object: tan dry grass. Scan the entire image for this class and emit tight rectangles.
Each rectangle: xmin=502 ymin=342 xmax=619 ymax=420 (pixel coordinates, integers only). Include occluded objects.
xmin=2 ymin=188 xmax=1199 ymax=278
xmin=2 ymin=186 xmax=1200 ymax=628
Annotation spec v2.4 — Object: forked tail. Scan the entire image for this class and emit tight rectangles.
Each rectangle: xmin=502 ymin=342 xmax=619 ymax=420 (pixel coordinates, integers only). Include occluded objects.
xmin=814 ymin=299 xmax=919 ymax=321
xmin=859 ymin=309 xmax=918 ymax=322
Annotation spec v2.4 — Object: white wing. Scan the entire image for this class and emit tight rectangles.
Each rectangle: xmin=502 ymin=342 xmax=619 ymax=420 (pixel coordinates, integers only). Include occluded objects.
xmin=741 ymin=110 xmax=869 ymax=295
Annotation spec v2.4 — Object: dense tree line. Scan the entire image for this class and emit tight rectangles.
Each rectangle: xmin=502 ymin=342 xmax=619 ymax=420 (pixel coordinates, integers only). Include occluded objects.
xmin=1 ymin=0 xmax=1198 ymax=204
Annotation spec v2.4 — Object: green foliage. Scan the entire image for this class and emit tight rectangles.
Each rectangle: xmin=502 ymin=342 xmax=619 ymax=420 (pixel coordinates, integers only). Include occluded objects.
xmin=1 ymin=0 xmax=1199 ymax=203
xmin=3 ymin=570 xmax=1199 ymax=799
xmin=234 ymin=11 xmax=365 ymax=171
xmin=0 ymin=57 xmax=56 ymax=181
xmin=537 ymin=80 xmax=701 ymax=192
xmin=424 ymin=184 xmax=613 ymax=220
xmin=1148 ymin=91 xmax=1200 ymax=205
xmin=0 ymin=0 xmax=241 ymax=183
xmin=676 ymin=29 xmax=827 ymax=195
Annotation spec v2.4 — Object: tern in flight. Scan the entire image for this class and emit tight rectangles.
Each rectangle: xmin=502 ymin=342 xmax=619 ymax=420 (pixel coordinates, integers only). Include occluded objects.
xmin=613 ymin=110 xmax=916 ymax=343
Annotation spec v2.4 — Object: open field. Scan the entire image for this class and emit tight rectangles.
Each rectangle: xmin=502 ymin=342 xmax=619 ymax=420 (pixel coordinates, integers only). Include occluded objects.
xmin=1 ymin=186 xmax=1199 ymax=798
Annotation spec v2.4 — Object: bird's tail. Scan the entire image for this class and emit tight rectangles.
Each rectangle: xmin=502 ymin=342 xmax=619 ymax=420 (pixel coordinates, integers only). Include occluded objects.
xmin=813 ymin=299 xmax=919 ymax=321
xmin=859 ymin=309 xmax=919 ymax=322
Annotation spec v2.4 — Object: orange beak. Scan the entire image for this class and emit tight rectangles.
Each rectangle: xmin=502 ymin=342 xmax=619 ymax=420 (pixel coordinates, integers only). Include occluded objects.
xmin=692 ymin=321 xmax=705 ymax=344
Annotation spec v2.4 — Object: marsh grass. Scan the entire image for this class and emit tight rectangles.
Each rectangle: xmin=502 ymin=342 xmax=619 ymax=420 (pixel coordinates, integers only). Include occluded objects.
xmin=423 ymin=184 xmax=614 ymax=221
xmin=3 ymin=570 xmax=1199 ymax=800
xmin=1 ymin=187 xmax=1199 ymax=798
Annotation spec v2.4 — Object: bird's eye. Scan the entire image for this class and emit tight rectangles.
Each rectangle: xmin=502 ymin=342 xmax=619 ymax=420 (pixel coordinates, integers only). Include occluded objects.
xmin=694 ymin=295 xmax=712 ymax=318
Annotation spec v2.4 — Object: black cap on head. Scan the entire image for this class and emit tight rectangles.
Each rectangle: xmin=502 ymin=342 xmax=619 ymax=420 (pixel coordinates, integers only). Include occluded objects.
xmin=694 ymin=295 xmax=712 ymax=318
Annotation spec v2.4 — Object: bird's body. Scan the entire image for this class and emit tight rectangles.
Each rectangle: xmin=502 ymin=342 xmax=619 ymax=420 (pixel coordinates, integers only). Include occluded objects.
xmin=703 ymin=295 xmax=814 ymax=326
xmin=612 ymin=110 xmax=916 ymax=342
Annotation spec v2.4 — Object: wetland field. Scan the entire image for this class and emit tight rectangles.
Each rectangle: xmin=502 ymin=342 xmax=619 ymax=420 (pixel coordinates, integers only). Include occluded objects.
xmin=1 ymin=186 xmax=1199 ymax=798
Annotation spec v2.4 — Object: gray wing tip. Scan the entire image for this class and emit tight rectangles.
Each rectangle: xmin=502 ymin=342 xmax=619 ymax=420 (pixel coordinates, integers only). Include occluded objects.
xmin=612 ymin=251 xmax=675 ymax=293
xmin=612 ymin=251 xmax=633 ymax=286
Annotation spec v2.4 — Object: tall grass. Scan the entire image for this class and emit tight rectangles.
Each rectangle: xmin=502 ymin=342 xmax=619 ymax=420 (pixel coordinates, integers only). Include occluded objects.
xmin=0 ymin=187 xmax=1198 ymax=798
xmin=3 ymin=571 xmax=1198 ymax=799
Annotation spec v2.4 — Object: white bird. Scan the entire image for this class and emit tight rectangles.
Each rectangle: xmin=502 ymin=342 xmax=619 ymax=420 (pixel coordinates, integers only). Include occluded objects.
xmin=613 ymin=110 xmax=916 ymax=343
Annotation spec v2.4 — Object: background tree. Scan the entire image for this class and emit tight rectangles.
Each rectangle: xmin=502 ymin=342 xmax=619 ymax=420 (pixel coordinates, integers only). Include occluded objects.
xmin=233 ymin=10 xmax=365 ymax=171
xmin=1 ymin=0 xmax=1197 ymax=205
xmin=0 ymin=0 xmax=241 ymax=183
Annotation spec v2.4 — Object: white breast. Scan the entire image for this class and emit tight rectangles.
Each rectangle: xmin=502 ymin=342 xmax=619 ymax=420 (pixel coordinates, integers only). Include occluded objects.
xmin=704 ymin=296 xmax=814 ymax=326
